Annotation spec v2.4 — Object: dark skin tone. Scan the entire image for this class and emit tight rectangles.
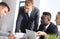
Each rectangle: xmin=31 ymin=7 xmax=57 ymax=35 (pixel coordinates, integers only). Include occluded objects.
xmin=41 ymin=15 xmax=51 ymax=25
xmin=36 ymin=15 xmax=51 ymax=38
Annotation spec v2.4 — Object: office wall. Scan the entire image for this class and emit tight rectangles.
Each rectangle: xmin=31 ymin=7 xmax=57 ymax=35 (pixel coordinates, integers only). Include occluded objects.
xmin=33 ymin=0 xmax=40 ymax=9
xmin=0 ymin=0 xmax=2 ymax=2
xmin=0 ymin=0 xmax=19 ymax=33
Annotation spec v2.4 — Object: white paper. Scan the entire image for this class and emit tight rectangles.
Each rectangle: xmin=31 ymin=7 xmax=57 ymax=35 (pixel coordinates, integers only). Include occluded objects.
xmin=15 ymin=33 xmax=25 ymax=39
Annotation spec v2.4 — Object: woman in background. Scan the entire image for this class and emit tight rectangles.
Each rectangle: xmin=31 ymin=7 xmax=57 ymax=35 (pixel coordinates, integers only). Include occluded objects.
xmin=55 ymin=12 xmax=60 ymax=39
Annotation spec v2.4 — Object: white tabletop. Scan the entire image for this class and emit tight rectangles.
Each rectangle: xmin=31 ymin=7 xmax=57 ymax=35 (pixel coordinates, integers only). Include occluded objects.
xmin=0 ymin=36 xmax=8 ymax=39
xmin=15 ymin=33 xmax=39 ymax=39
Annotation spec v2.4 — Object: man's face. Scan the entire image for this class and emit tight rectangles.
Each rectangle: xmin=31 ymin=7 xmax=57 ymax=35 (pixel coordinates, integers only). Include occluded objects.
xmin=0 ymin=6 xmax=8 ymax=17
xmin=24 ymin=2 xmax=32 ymax=13
xmin=41 ymin=15 xmax=50 ymax=25
xmin=55 ymin=14 xmax=60 ymax=25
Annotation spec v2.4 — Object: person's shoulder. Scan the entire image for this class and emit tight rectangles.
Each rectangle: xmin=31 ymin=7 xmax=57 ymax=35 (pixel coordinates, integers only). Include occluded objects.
xmin=50 ymin=22 xmax=56 ymax=26
xmin=50 ymin=22 xmax=57 ymax=28
xmin=32 ymin=6 xmax=40 ymax=14
xmin=33 ymin=6 xmax=39 ymax=11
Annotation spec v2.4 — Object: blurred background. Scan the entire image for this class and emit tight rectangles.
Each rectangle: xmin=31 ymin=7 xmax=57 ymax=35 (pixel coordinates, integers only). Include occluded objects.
xmin=0 ymin=0 xmax=60 ymax=34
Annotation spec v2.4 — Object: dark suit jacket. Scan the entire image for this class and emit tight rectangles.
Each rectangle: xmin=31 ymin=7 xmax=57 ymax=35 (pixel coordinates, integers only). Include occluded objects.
xmin=15 ymin=6 xmax=39 ymax=33
xmin=38 ymin=22 xmax=58 ymax=39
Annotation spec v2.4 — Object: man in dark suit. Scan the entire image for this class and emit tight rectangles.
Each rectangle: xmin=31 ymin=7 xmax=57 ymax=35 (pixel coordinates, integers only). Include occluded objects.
xmin=15 ymin=0 xmax=39 ymax=33
xmin=36 ymin=12 xmax=58 ymax=39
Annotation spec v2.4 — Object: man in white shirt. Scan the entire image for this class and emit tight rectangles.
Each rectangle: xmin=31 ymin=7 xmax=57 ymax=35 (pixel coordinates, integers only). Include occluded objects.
xmin=0 ymin=2 xmax=10 ymax=16
xmin=0 ymin=2 xmax=15 ymax=39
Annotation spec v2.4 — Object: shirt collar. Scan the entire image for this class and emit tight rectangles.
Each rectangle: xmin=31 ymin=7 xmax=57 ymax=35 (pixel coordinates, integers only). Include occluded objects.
xmin=28 ymin=8 xmax=32 ymax=16
xmin=46 ymin=23 xmax=50 ymax=29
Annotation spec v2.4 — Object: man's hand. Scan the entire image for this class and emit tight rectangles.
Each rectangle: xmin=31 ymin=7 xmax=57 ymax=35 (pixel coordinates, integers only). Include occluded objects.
xmin=36 ymin=31 xmax=48 ymax=38
xmin=36 ymin=31 xmax=46 ymax=36
xmin=8 ymin=33 xmax=15 ymax=39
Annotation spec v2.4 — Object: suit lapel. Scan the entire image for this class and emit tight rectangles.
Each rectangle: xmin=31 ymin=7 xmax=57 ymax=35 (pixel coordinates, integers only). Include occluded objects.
xmin=46 ymin=23 xmax=51 ymax=32
xmin=24 ymin=13 xmax=28 ymax=20
xmin=24 ymin=7 xmax=34 ymax=20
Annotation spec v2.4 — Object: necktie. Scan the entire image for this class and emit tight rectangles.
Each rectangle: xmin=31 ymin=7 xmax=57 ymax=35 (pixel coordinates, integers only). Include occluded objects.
xmin=25 ymin=13 xmax=29 ymax=20
xmin=43 ymin=26 xmax=46 ymax=32
xmin=41 ymin=24 xmax=47 ymax=32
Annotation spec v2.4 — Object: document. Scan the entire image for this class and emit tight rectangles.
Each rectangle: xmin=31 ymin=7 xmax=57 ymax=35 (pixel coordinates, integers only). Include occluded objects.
xmin=15 ymin=33 xmax=25 ymax=39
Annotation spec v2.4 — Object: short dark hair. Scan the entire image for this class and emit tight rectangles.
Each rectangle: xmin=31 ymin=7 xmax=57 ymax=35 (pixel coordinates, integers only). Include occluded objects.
xmin=0 ymin=2 xmax=10 ymax=11
xmin=43 ymin=12 xmax=51 ymax=18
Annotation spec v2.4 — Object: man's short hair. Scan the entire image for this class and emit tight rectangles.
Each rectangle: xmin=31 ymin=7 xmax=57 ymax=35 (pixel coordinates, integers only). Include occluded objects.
xmin=0 ymin=2 xmax=10 ymax=11
xmin=25 ymin=0 xmax=33 ymax=5
xmin=43 ymin=12 xmax=51 ymax=18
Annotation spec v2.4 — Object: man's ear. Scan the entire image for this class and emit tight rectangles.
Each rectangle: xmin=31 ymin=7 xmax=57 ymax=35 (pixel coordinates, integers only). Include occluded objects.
xmin=48 ymin=19 xmax=50 ymax=21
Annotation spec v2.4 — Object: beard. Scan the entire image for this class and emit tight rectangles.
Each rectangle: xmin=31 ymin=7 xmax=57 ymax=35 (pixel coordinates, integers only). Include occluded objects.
xmin=41 ymin=23 xmax=48 ymax=26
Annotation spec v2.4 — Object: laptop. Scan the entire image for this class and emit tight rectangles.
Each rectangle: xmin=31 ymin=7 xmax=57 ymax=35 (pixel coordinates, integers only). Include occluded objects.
xmin=26 ymin=29 xmax=39 ymax=39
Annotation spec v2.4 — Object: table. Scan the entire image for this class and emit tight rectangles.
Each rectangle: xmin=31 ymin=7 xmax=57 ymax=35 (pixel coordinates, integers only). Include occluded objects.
xmin=0 ymin=36 xmax=8 ymax=39
xmin=15 ymin=33 xmax=39 ymax=39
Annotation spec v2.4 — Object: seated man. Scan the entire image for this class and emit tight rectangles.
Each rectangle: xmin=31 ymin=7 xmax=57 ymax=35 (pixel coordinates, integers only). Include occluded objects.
xmin=36 ymin=12 xmax=58 ymax=39
xmin=0 ymin=2 xmax=15 ymax=39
